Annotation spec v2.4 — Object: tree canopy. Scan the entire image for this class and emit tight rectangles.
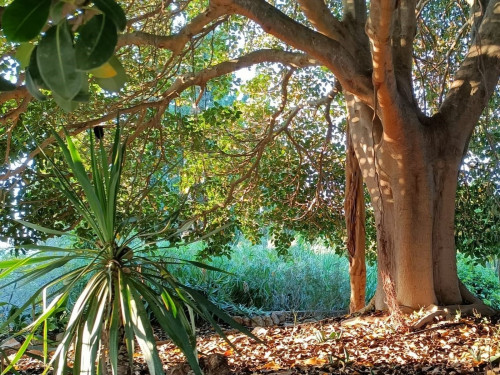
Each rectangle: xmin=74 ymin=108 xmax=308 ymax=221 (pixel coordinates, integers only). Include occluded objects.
xmin=0 ymin=0 xmax=499 ymax=309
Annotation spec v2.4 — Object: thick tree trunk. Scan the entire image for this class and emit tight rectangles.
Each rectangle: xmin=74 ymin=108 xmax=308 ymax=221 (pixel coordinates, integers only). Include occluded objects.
xmin=345 ymin=125 xmax=367 ymax=313
xmin=345 ymin=95 xmax=469 ymax=311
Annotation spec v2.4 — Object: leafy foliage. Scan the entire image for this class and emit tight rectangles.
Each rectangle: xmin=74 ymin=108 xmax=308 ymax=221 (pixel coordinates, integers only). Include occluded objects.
xmin=0 ymin=127 xmax=254 ymax=375
xmin=1 ymin=0 xmax=126 ymax=106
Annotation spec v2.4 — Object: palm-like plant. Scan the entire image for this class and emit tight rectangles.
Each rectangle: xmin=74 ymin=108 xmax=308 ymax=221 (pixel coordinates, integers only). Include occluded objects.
xmin=0 ymin=126 xmax=252 ymax=375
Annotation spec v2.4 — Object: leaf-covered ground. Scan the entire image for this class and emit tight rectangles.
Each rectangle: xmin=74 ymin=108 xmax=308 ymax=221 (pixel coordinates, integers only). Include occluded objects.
xmin=9 ymin=312 xmax=500 ymax=374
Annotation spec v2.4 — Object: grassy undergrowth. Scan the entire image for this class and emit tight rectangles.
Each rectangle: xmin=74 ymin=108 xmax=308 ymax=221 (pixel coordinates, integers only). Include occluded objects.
xmin=1 ymin=237 xmax=499 ymax=328
xmin=160 ymin=238 xmax=378 ymax=314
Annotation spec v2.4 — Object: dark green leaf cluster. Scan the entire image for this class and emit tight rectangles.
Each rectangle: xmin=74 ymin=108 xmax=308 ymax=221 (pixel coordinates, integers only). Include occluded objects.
xmin=1 ymin=0 xmax=127 ymax=110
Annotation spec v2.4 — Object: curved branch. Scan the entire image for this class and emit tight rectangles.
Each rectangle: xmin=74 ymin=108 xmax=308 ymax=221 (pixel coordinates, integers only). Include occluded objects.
xmin=118 ymin=4 xmax=227 ymax=54
xmin=297 ymin=0 xmax=346 ymax=41
xmin=211 ymin=0 xmax=373 ymax=104
xmin=440 ymin=0 xmax=500 ymax=144
xmin=367 ymin=0 xmax=408 ymax=140
xmin=161 ymin=49 xmax=320 ymax=101
xmin=0 ymin=50 xmax=318 ymax=182
xmin=392 ymin=0 xmax=417 ymax=98
xmin=0 ymin=87 xmax=30 ymax=102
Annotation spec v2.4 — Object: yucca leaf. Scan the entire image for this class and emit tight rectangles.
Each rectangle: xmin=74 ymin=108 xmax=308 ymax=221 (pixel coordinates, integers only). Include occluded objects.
xmin=79 ymin=283 xmax=108 ymax=375
xmin=52 ymin=273 xmax=106 ymax=375
xmin=17 ymin=256 xmax=73 ymax=287
xmin=71 ymin=316 xmax=86 ymax=375
xmin=51 ymin=130 xmax=106 ymax=242
xmin=127 ymin=284 xmax=164 ymax=375
xmin=129 ymin=279 xmax=202 ymax=375
xmin=0 ymin=255 xmax=60 ymax=280
xmin=108 ymin=284 xmax=121 ymax=375
xmin=13 ymin=219 xmax=69 ymax=237
xmin=0 ymin=349 xmax=21 ymax=375
xmin=7 ymin=244 xmax=97 ymax=254
xmin=118 ymin=272 xmax=135 ymax=369
xmin=107 ymin=139 xmax=125 ymax=237
xmin=160 ymin=290 xmax=178 ymax=317
xmin=99 ymin=139 xmax=111 ymax=188
xmin=64 ymin=132 xmax=109 ymax=238
xmin=23 ymin=292 xmax=68 ymax=333
xmin=54 ymin=129 xmax=107 ymax=237
xmin=89 ymin=131 xmax=108 ymax=220
xmin=181 ymin=284 xmax=259 ymax=342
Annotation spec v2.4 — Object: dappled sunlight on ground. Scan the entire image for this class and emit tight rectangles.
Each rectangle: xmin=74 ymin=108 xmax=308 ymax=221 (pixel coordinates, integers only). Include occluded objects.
xmin=9 ymin=312 xmax=500 ymax=374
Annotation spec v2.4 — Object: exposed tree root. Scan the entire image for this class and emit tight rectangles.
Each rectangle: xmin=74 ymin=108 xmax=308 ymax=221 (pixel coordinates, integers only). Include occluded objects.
xmin=341 ymin=297 xmax=378 ymax=326
xmin=412 ymin=282 xmax=498 ymax=330
xmin=351 ymin=296 xmax=375 ymax=317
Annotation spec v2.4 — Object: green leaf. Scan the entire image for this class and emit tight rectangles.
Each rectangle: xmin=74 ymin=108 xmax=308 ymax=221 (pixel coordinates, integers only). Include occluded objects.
xmin=128 ymin=284 xmax=165 ymax=375
xmin=75 ymin=15 xmax=118 ymax=71
xmin=108 ymin=285 xmax=121 ymax=375
xmin=15 ymin=42 xmax=35 ymax=69
xmin=72 ymin=78 xmax=90 ymax=102
xmin=0 ymin=255 xmax=59 ymax=281
xmin=52 ymin=91 xmax=79 ymax=113
xmin=61 ymin=131 xmax=109 ymax=239
xmin=0 ymin=76 xmax=16 ymax=91
xmin=89 ymin=61 xmax=117 ymax=78
xmin=49 ymin=1 xmax=67 ymax=24
xmin=25 ymin=69 xmax=46 ymax=100
xmin=2 ymin=0 xmax=51 ymax=42
xmin=118 ymin=273 xmax=136 ymax=370
xmin=93 ymin=0 xmax=127 ymax=31
xmin=37 ymin=22 xmax=82 ymax=100
xmin=130 ymin=279 xmax=202 ymax=375
xmin=78 ymin=284 xmax=108 ymax=375
xmin=95 ymin=55 xmax=127 ymax=92
xmin=25 ymin=45 xmax=47 ymax=100
xmin=14 ymin=219 xmax=68 ymax=236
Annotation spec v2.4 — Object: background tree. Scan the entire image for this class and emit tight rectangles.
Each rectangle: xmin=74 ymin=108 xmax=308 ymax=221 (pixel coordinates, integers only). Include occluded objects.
xmin=0 ymin=0 xmax=499 ymax=315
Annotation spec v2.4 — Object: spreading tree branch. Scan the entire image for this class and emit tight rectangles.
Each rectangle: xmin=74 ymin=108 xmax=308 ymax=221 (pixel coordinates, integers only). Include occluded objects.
xmin=0 ymin=50 xmax=318 ymax=182
xmin=118 ymin=4 xmax=227 ymax=55
xmin=440 ymin=0 xmax=500 ymax=144
xmin=367 ymin=0 xmax=409 ymax=140
xmin=211 ymin=0 xmax=373 ymax=104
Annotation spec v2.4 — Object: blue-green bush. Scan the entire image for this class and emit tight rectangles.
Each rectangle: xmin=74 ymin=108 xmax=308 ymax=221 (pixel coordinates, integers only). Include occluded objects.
xmin=457 ymin=253 xmax=500 ymax=309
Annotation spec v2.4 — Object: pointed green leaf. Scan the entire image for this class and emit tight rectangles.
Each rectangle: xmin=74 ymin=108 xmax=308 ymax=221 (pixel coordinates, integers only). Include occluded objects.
xmin=128 ymin=286 xmax=164 ymax=375
xmin=0 ymin=254 xmax=56 ymax=280
xmin=118 ymin=273 xmax=135 ymax=369
xmin=2 ymin=0 xmax=51 ymax=42
xmin=95 ymin=56 xmax=127 ymax=92
xmin=26 ymin=69 xmax=47 ymax=100
xmin=93 ymin=0 xmax=127 ymax=31
xmin=37 ymin=22 xmax=82 ymax=100
xmin=129 ymin=279 xmax=202 ymax=375
xmin=108 ymin=285 xmax=121 ymax=375
xmin=15 ymin=42 xmax=35 ymax=69
xmin=25 ymin=45 xmax=48 ymax=100
xmin=76 ymin=15 xmax=118 ymax=71
xmin=14 ymin=219 xmax=69 ymax=236
xmin=89 ymin=61 xmax=117 ymax=78
xmin=79 ymin=284 xmax=108 ymax=375
xmin=52 ymin=91 xmax=79 ymax=112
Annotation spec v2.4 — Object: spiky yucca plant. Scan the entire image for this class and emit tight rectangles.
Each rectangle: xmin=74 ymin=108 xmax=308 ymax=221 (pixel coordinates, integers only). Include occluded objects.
xmin=0 ymin=126 xmax=253 ymax=375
